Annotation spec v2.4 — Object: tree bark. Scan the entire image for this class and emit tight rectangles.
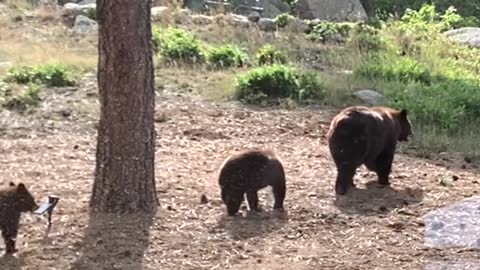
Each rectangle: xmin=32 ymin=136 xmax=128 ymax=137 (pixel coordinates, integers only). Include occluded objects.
xmin=91 ymin=0 xmax=158 ymax=214
xmin=360 ymin=0 xmax=376 ymax=18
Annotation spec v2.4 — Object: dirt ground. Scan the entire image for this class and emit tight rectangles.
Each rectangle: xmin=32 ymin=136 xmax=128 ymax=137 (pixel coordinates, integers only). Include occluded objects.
xmin=0 ymin=73 xmax=479 ymax=270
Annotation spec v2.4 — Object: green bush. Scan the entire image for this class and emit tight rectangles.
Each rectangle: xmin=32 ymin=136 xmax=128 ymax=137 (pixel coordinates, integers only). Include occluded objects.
xmin=152 ymin=26 xmax=205 ymax=63
xmin=307 ymin=21 xmax=356 ymax=42
xmin=375 ymin=0 xmax=480 ymax=21
xmin=234 ymin=64 xmax=324 ymax=103
xmin=206 ymin=44 xmax=249 ymax=68
xmin=354 ymin=57 xmax=434 ymax=84
xmin=3 ymin=64 xmax=76 ymax=87
xmin=256 ymin=44 xmax=287 ymax=66
xmin=1 ymin=83 xmax=42 ymax=111
xmin=347 ymin=22 xmax=387 ymax=51
xmin=274 ymin=13 xmax=295 ymax=28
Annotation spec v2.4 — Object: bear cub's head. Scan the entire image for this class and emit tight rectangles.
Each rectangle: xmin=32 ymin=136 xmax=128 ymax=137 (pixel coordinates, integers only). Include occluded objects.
xmin=8 ymin=182 xmax=39 ymax=212
xmin=396 ymin=109 xmax=414 ymax=142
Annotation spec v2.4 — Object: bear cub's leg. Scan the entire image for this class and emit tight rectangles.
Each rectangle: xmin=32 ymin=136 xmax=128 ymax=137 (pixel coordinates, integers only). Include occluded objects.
xmin=335 ymin=165 xmax=356 ymax=195
xmin=272 ymin=181 xmax=286 ymax=209
xmin=246 ymin=191 xmax=261 ymax=212
xmin=2 ymin=225 xmax=19 ymax=254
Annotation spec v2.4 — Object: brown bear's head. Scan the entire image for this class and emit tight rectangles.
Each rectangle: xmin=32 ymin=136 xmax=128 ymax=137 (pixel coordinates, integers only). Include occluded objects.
xmin=397 ymin=109 xmax=414 ymax=142
xmin=11 ymin=182 xmax=39 ymax=212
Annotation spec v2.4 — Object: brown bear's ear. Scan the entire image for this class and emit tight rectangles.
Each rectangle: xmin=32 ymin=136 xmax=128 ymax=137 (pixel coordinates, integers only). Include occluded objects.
xmin=400 ymin=109 xmax=408 ymax=118
xmin=9 ymin=182 xmax=15 ymax=187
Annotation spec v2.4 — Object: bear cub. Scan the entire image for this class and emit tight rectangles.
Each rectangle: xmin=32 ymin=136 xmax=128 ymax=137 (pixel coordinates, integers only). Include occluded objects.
xmin=218 ymin=149 xmax=286 ymax=216
xmin=327 ymin=106 xmax=414 ymax=195
xmin=0 ymin=182 xmax=39 ymax=254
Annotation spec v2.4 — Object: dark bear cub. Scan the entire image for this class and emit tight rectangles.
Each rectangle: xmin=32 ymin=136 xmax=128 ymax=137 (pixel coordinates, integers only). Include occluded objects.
xmin=0 ymin=182 xmax=39 ymax=254
xmin=218 ymin=149 xmax=286 ymax=216
xmin=327 ymin=106 xmax=414 ymax=195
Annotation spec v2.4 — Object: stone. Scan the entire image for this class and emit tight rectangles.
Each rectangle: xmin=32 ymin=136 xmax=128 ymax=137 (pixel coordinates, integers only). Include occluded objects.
xmin=258 ymin=18 xmax=276 ymax=32
xmin=295 ymin=0 xmax=367 ymax=21
xmin=72 ymin=14 xmax=97 ymax=34
xmin=174 ymin=8 xmax=192 ymax=24
xmin=260 ymin=0 xmax=290 ymax=19
xmin=247 ymin=11 xmax=260 ymax=23
xmin=444 ymin=27 xmax=480 ymax=48
xmin=353 ymin=89 xmax=387 ymax=105
xmin=285 ymin=17 xmax=309 ymax=33
xmin=151 ymin=6 xmax=169 ymax=22
xmin=191 ymin=14 xmax=213 ymax=25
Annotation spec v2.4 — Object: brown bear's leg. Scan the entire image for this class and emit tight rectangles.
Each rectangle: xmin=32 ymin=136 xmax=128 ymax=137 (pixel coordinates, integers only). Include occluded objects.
xmin=246 ymin=190 xmax=261 ymax=212
xmin=335 ymin=165 xmax=356 ymax=195
xmin=272 ymin=181 xmax=286 ymax=209
xmin=375 ymin=148 xmax=395 ymax=186
xmin=225 ymin=192 xmax=244 ymax=216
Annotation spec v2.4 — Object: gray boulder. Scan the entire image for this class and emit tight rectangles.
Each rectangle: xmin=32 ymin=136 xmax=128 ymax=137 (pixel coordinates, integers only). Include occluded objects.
xmin=444 ymin=27 xmax=480 ymax=48
xmin=247 ymin=11 xmax=261 ymax=22
xmin=72 ymin=14 xmax=97 ymax=34
xmin=258 ymin=18 xmax=276 ymax=32
xmin=295 ymin=0 xmax=367 ymax=21
xmin=260 ymin=0 xmax=290 ymax=19
xmin=151 ymin=6 xmax=169 ymax=22
xmin=353 ymin=89 xmax=387 ymax=105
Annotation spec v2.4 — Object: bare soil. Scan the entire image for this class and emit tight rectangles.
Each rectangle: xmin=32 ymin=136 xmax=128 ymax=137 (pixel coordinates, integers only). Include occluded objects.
xmin=0 ymin=74 xmax=479 ymax=270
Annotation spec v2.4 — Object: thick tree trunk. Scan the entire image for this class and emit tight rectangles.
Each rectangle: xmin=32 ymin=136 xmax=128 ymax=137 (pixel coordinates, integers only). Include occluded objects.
xmin=360 ymin=0 xmax=376 ymax=18
xmin=90 ymin=0 xmax=158 ymax=214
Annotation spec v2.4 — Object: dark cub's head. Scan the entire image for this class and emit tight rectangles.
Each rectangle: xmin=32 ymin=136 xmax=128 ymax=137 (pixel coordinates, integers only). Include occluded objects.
xmin=10 ymin=182 xmax=39 ymax=212
xmin=396 ymin=109 xmax=414 ymax=142
xmin=221 ymin=188 xmax=243 ymax=216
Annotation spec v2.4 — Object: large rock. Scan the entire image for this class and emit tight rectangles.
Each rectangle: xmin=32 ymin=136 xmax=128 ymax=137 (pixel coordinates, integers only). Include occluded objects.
xmin=444 ymin=27 xmax=480 ymax=48
xmin=258 ymin=18 xmax=276 ymax=32
xmin=260 ymin=0 xmax=290 ymax=19
xmin=295 ymin=0 xmax=367 ymax=21
xmin=353 ymin=89 xmax=387 ymax=105
xmin=151 ymin=6 xmax=169 ymax=21
xmin=72 ymin=14 xmax=97 ymax=34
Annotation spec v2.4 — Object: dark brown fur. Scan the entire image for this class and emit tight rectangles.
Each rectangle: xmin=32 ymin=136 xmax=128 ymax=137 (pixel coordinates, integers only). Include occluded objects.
xmin=218 ymin=149 xmax=286 ymax=216
xmin=327 ymin=106 xmax=414 ymax=195
xmin=0 ymin=182 xmax=38 ymax=254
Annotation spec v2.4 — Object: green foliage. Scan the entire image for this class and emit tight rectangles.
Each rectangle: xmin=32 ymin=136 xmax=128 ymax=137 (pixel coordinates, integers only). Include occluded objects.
xmin=3 ymin=64 xmax=76 ymax=87
xmin=206 ymin=44 xmax=249 ymax=68
xmin=347 ymin=22 xmax=387 ymax=51
xmin=234 ymin=64 xmax=324 ymax=103
xmin=274 ymin=13 xmax=295 ymax=28
xmin=375 ymin=0 xmax=480 ymax=22
xmin=81 ymin=6 xmax=96 ymax=20
xmin=354 ymin=57 xmax=434 ymax=85
xmin=307 ymin=21 xmax=355 ymax=42
xmin=152 ymin=26 xmax=205 ymax=63
xmin=1 ymin=83 xmax=42 ymax=111
xmin=256 ymin=44 xmax=287 ymax=66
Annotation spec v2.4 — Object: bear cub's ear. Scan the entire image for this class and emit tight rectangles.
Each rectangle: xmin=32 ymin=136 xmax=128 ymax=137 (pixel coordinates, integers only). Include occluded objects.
xmin=17 ymin=183 xmax=27 ymax=191
xmin=400 ymin=109 xmax=408 ymax=118
xmin=9 ymin=182 xmax=16 ymax=187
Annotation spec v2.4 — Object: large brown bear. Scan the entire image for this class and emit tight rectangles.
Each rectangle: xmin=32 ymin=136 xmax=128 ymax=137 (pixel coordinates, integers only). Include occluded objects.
xmin=0 ymin=182 xmax=39 ymax=254
xmin=218 ymin=149 xmax=286 ymax=216
xmin=327 ymin=106 xmax=414 ymax=195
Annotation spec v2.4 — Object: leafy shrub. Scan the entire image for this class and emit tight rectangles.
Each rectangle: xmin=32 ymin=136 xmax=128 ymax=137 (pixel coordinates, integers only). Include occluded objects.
xmin=3 ymin=64 xmax=76 ymax=87
xmin=234 ymin=64 xmax=324 ymax=103
xmin=354 ymin=57 xmax=434 ymax=84
xmin=152 ymin=26 xmax=205 ymax=63
xmin=256 ymin=44 xmax=287 ymax=66
xmin=274 ymin=13 xmax=295 ymax=28
xmin=1 ymin=83 xmax=42 ymax=112
xmin=206 ymin=44 xmax=249 ymax=68
xmin=385 ymin=79 xmax=480 ymax=131
xmin=375 ymin=0 xmax=480 ymax=21
xmin=347 ymin=22 xmax=387 ymax=51
xmin=307 ymin=21 xmax=355 ymax=42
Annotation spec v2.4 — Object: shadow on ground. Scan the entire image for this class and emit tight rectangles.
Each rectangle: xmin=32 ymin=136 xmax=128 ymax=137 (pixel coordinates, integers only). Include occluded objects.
xmin=70 ymin=212 xmax=155 ymax=270
xmin=0 ymin=254 xmax=25 ymax=270
xmin=333 ymin=180 xmax=424 ymax=215
xmin=215 ymin=210 xmax=289 ymax=240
